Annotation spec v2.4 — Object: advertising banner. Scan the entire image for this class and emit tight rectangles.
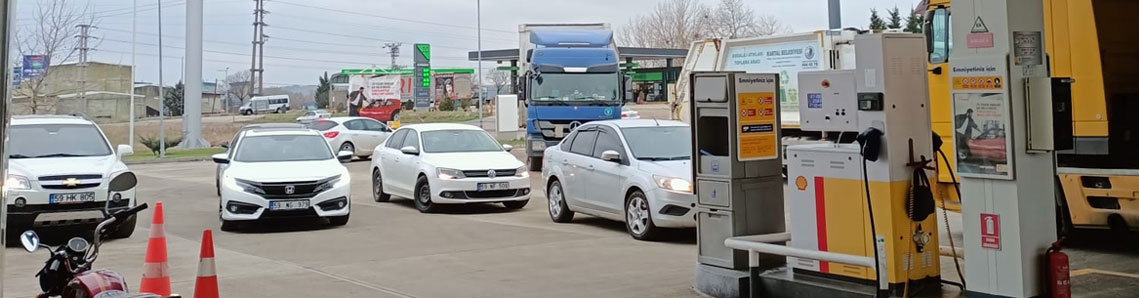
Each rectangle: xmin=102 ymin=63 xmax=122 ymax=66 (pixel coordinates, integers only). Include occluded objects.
xmin=348 ymin=75 xmax=403 ymax=122
xmin=21 ymin=55 xmax=49 ymax=78
xmin=952 ymin=92 xmax=1013 ymax=179
xmin=722 ymin=40 xmax=822 ymax=113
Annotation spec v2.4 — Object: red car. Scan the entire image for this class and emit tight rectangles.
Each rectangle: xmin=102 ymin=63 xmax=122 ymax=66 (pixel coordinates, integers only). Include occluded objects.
xmin=359 ymin=99 xmax=402 ymax=123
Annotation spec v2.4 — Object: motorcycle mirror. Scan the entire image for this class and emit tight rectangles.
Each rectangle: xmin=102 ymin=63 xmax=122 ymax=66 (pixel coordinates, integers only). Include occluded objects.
xmin=20 ymin=230 xmax=40 ymax=253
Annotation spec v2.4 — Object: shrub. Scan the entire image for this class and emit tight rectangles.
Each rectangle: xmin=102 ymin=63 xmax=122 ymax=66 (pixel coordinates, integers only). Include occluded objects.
xmin=138 ymin=135 xmax=183 ymax=155
xmin=438 ymin=98 xmax=456 ymax=111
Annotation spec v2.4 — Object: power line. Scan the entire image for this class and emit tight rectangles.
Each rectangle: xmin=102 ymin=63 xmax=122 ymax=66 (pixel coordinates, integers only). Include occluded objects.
xmin=272 ymin=12 xmax=516 ymax=44
xmin=273 ymin=1 xmax=516 ymax=35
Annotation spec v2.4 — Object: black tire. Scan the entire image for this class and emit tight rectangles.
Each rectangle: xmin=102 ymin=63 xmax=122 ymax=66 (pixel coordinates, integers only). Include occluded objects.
xmin=328 ymin=214 xmax=350 ymax=226
xmin=339 ymin=142 xmax=355 ymax=159
xmin=502 ymin=200 xmax=529 ymax=210
xmin=414 ymin=176 xmax=438 ymax=213
xmin=110 ymin=214 xmax=138 ymax=238
xmin=216 ymin=179 xmax=221 ymax=197
xmin=275 ymin=107 xmax=283 ymax=114
xmin=391 ymin=110 xmax=401 ymax=122
xmin=220 ymin=219 xmax=239 ymax=232
xmin=372 ymin=169 xmax=391 ymax=202
xmin=528 ymin=157 xmax=543 ymax=172
xmin=242 ymin=110 xmax=252 ymax=116
xmin=625 ymin=190 xmax=660 ymax=241
xmin=547 ymin=179 xmax=574 ymax=223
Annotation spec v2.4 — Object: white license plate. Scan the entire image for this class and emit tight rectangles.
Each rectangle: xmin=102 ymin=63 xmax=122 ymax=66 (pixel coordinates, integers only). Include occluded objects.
xmin=49 ymin=192 xmax=95 ymax=204
xmin=477 ymin=182 xmax=509 ymax=191
xmin=269 ymin=200 xmax=310 ymax=211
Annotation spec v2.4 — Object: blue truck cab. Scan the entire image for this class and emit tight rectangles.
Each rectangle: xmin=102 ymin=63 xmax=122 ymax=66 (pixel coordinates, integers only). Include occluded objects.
xmin=518 ymin=29 xmax=626 ymax=171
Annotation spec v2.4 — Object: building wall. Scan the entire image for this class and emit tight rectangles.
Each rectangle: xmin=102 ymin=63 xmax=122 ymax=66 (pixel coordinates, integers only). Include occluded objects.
xmin=44 ymin=62 xmax=132 ymax=94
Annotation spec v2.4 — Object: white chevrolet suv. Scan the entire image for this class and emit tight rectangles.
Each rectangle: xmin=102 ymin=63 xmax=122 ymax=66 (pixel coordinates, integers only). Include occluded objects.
xmin=212 ymin=126 xmax=353 ymax=231
xmin=5 ymin=115 xmax=139 ymax=238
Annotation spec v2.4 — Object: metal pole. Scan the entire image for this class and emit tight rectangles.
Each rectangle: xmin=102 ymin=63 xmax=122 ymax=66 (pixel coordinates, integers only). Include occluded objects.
xmin=182 ymin=0 xmax=206 ymax=148
xmin=476 ymin=0 xmax=483 ymax=129
xmin=1 ymin=0 xmax=15 ymax=293
xmin=828 ymin=0 xmax=841 ymax=30
xmin=130 ymin=0 xmax=137 ymax=147
xmin=158 ymin=0 xmax=166 ymax=158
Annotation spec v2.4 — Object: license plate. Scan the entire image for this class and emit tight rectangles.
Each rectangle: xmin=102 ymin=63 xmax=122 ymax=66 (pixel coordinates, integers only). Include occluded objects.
xmin=477 ymin=182 xmax=509 ymax=191
xmin=49 ymin=192 xmax=95 ymax=204
xmin=269 ymin=200 xmax=310 ymax=211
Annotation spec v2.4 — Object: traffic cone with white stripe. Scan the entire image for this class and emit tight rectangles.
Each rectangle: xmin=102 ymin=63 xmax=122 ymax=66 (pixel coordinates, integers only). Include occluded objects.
xmin=194 ymin=229 xmax=219 ymax=298
xmin=139 ymin=201 xmax=171 ymax=296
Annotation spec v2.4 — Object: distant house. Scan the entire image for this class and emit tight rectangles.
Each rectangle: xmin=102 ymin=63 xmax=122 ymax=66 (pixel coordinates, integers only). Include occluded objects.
xmin=135 ymin=80 xmax=228 ymax=117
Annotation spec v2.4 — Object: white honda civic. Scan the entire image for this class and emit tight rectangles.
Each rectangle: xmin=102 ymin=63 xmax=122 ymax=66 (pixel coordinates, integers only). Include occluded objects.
xmin=370 ymin=123 xmax=530 ymax=213
xmin=213 ymin=127 xmax=353 ymax=231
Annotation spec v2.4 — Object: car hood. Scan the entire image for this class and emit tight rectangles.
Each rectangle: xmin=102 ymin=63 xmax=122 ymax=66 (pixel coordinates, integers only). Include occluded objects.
xmin=636 ymin=159 xmax=692 ymax=180
xmin=423 ymin=151 xmax=523 ymax=171
xmin=9 ymin=155 xmax=124 ymax=178
xmin=226 ymin=160 xmax=347 ymax=182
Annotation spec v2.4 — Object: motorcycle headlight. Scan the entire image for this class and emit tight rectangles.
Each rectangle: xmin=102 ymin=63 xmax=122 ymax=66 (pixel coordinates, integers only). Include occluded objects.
xmin=4 ymin=174 xmax=30 ymax=191
xmin=514 ymin=166 xmax=528 ymax=177
xmin=654 ymin=175 xmax=692 ymax=193
xmin=437 ymin=168 xmax=466 ymax=180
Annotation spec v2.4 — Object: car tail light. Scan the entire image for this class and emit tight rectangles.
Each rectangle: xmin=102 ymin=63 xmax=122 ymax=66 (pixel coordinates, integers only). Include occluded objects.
xmin=324 ymin=131 xmax=340 ymax=138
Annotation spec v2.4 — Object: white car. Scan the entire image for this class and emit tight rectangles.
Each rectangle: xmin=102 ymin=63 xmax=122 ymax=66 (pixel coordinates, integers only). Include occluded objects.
xmin=5 ymin=115 xmax=140 ymax=238
xmin=542 ymin=119 xmax=695 ymax=240
xmin=621 ymin=106 xmax=640 ymax=119
xmin=370 ymin=123 xmax=531 ymax=213
xmin=306 ymin=117 xmax=393 ymax=159
xmin=212 ymin=127 xmax=353 ymax=231
xmin=295 ymin=109 xmax=332 ymax=124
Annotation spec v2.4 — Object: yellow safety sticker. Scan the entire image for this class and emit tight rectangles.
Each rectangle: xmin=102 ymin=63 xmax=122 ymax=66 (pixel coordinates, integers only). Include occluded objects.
xmin=953 ymin=76 xmax=1004 ymax=90
xmin=737 ymin=92 xmax=778 ymax=161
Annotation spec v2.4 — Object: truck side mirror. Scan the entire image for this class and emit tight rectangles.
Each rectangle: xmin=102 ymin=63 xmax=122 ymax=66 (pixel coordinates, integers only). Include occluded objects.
xmin=623 ymin=75 xmax=634 ymax=102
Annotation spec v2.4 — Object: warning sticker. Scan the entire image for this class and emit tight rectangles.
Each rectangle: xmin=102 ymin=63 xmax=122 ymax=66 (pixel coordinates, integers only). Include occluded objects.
xmin=971 ymin=17 xmax=989 ymax=33
xmin=953 ymin=76 xmax=1004 ymax=90
xmin=738 ymin=92 xmax=778 ymax=161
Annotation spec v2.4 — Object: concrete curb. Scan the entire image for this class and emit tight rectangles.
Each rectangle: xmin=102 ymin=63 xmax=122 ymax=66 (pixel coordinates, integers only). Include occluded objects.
xmin=125 ymin=156 xmax=212 ymax=165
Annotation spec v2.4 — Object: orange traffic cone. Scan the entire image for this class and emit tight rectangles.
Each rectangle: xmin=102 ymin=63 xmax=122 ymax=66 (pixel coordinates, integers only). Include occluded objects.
xmin=139 ymin=201 xmax=171 ymax=296
xmin=194 ymin=230 xmax=219 ymax=298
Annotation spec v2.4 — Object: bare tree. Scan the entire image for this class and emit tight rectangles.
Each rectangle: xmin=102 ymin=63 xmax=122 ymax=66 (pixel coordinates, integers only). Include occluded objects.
xmin=707 ymin=0 xmax=789 ymax=39
xmin=13 ymin=0 xmax=93 ymax=114
xmin=617 ymin=0 xmax=711 ymax=49
xmin=488 ymin=70 xmax=511 ymax=94
xmin=225 ymin=70 xmax=254 ymax=107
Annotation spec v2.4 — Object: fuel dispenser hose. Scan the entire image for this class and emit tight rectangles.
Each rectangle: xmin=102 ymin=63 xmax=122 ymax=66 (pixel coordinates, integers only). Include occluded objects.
xmin=938 ymin=148 xmax=968 ymax=290
xmin=859 ymin=148 xmax=888 ymax=298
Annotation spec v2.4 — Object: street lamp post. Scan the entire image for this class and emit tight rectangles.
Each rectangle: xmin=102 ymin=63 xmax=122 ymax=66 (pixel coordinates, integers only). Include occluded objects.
xmin=476 ymin=0 xmax=483 ymax=129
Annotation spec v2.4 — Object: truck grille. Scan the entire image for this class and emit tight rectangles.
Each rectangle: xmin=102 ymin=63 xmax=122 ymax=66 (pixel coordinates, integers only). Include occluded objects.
xmin=535 ymin=120 xmax=582 ymax=140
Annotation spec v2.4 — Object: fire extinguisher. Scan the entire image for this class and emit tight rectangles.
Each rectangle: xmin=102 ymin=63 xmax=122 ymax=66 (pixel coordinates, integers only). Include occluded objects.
xmin=1046 ymin=239 xmax=1071 ymax=298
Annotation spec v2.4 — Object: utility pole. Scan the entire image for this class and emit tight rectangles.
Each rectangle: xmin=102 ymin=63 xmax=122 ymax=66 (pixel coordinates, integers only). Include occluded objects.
xmin=182 ymin=0 xmax=207 ymax=148
xmin=476 ymin=0 xmax=483 ymax=128
xmin=250 ymin=0 xmax=267 ymax=95
xmin=1 ymin=0 xmax=15 ymax=293
xmin=76 ymin=24 xmax=95 ymax=114
xmin=158 ymin=0 xmax=166 ymax=158
xmin=383 ymin=43 xmax=402 ymax=70
xmin=828 ymin=0 xmax=841 ymax=29
xmin=130 ymin=0 xmax=137 ymax=147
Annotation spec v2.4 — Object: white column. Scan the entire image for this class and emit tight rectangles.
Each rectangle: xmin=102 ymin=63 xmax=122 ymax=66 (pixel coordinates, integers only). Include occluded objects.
xmin=181 ymin=0 xmax=207 ymax=148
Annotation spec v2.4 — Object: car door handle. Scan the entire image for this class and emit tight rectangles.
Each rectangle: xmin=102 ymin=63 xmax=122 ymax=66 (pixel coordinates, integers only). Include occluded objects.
xmin=585 ymin=165 xmax=595 ymax=171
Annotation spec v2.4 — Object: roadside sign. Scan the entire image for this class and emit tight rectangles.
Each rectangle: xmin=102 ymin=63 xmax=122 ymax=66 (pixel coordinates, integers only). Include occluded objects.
xmin=22 ymin=55 xmax=48 ymax=78
xmin=413 ymin=43 xmax=432 ymax=110
xmin=981 ymin=213 xmax=1001 ymax=250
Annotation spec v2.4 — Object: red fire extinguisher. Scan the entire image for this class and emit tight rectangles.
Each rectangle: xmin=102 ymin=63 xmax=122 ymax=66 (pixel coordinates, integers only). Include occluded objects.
xmin=1046 ymin=239 xmax=1071 ymax=298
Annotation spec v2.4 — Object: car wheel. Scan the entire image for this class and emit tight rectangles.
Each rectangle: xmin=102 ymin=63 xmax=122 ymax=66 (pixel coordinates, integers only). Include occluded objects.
xmin=275 ymin=107 xmax=283 ymax=113
xmin=110 ymin=214 xmax=138 ymax=238
xmin=528 ymin=157 xmax=543 ymax=172
xmin=502 ymin=200 xmax=528 ymax=210
xmin=547 ymin=180 xmax=574 ymax=223
xmin=625 ymin=190 xmax=660 ymax=241
xmin=391 ymin=110 xmax=401 ymax=122
xmin=372 ymin=169 xmax=390 ymax=202
xmin=414 ymin=176 xmax=438 ymax=213
xmin=339 ymin=142 xmax=355 ymax=158
xmin=328 ymin=214 xmax=349 ymax=226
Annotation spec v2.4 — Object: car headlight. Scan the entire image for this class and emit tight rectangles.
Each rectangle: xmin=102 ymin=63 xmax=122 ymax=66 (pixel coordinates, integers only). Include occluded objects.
xmin=531 ymin=141 xmax=547 ymax=151
xmin=514 ymin=166 xmax=528 ymax=177
xmin=654 ymin=175 xmax=692 ymax=193
xmin=4 ymin=174 xmax=30 ymax=191
xmin=234 ymin=179 xmax=265 ymax=194
xmin=437 ymin=168 xmax=466 ymax=180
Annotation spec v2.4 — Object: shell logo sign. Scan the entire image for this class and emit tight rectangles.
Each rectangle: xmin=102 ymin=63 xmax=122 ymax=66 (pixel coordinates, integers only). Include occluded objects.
xmin=795 ymin=176 xmax=808 ymax=190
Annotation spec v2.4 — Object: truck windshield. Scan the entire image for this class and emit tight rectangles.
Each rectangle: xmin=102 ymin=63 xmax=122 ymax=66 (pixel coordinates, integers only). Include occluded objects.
xmin=532 ymin=73 xmax=619 ymax=103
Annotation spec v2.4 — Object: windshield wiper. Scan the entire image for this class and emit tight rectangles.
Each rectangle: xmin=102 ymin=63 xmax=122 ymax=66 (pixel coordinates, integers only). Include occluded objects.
xmin=533 ymin=100 xmax=569 ymax=106
xmin=34 ymin=153 xmax=92 ymax=158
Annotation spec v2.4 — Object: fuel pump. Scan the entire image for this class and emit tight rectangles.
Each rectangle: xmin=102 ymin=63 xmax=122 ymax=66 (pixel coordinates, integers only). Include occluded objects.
xmin=786 ymin=33 xmax=941 ymax=295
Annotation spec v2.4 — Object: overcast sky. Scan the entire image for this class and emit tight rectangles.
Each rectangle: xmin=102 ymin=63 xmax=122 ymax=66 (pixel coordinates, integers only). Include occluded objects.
xmin=15 ymin=0 xmax=924 ymax=87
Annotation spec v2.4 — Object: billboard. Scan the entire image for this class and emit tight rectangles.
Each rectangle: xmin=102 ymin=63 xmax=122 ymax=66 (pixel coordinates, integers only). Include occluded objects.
xmin=22 ymin=55 xmax=49 ymax=78
xmin=722 ymin=40 xmax=822 ymax=113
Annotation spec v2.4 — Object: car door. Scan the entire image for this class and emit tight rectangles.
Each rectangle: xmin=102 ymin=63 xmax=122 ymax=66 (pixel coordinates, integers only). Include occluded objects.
xmin=379 ymin=129 xmax=409 ymax=195
xmin=359 ymin=119 xmax=392 ymax=155
xmin=341 ymin=120 xmax=369 ymax=154
xmin=564 ymin=127 xmax=599 ymax=210
xmin=585 ymin=126 xmax=628 ymax=214
xmin=392 ymin=129 xmax=422 ymax=192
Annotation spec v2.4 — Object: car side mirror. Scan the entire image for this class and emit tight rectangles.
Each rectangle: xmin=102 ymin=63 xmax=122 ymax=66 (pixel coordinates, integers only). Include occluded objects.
xmin=400 ymin=146 xmax=420 ymax=156
xmin=502 ymin=144 xmax=513 ymax=152
xmin=20 ymin=230 xmax=40 ymax=253
xmin=211 ymin=153 xmax=230 ymax=164
xmin=600 ymin=150 xmax=621 ymax=162
xmin=337 ymin=150 xmax=354 ymax=162
xmin=117 ymin=144 xmax=134 ymax=158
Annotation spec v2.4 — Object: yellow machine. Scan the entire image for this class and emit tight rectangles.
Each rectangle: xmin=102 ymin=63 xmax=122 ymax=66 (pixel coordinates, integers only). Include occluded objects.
xmin=925 ymin=0 xmax=1139 ymax=232
xmin=787 ymin=34 xmax=940 ymax=291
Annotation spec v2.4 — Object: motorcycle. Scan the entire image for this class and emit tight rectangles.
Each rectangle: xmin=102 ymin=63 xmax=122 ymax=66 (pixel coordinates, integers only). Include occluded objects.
xmin=19 ymin=203 xmax=170 ymax=298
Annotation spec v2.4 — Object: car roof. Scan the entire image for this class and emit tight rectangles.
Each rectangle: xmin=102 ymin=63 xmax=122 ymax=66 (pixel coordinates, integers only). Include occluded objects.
xmin=243 ymin=128 xmax=321 ymax=137
xmin=399 ymin=123 xmax=483 ymax=132
xmin=324 ymin=116 xmax=375 ymax=123
xmin=11 ymin=115 xmax=95 ymax=126
xmin=240 ymin=123 xmax=305 ymax=130
xmin=589 ymin=119 xmax=688 ymax=128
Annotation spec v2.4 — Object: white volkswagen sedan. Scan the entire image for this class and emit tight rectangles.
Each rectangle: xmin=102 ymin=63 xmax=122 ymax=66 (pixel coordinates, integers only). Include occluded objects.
xmin=213 ymin=127 xmax=353 ymax=231
xmin=370 ymin=123 xmax=530 ymax=213
xmin=542 ymin=120 xmax=695 ymax=240
xmin=306 ymin=117 xmax=393 ymax=159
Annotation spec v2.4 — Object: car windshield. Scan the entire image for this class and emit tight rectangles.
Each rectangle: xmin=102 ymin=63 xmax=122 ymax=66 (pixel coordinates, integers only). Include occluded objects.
xmin=531 ymin=73 xmax=619 ymax=103
xmin=234 ymin=134 xmax=333 ymax=162
xmin=8 ymin=124 xmax=112 ymax=158
xmin=421 ymin=129 xmax=503 ymax=153
xmin=620 ymin=126 xmax=691 ymax=161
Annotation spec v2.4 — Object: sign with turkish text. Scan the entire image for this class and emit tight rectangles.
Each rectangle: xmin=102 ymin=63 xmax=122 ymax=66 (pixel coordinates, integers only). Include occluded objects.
xmin=735 ymin=73 xmax=780 ymax=161
xmin=22 ymin=55 xmax=49 ymax=78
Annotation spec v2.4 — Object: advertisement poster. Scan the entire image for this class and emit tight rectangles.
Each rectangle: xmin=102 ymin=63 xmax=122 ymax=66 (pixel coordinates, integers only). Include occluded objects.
xmin=435 ymin=74 xmax=456 ymax=100
xmin=348 ymin=75 xmax=403 ymax=122
xmin=22 ymin=55 xmax=49 ymax=78
xmin=722 ymin=40 xmax=822 ymax=113
xmin=952 ymin=93 xmax=1013 ymax=179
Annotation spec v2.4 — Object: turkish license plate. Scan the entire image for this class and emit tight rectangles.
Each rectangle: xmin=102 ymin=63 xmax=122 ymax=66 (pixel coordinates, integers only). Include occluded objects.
xmin=269 ymin=200 xmax=310 ymax=211
xmin=49 ymin=192 xmax=95 ymax=204
xmin=477 ymin=182 xmax=509 ymax=191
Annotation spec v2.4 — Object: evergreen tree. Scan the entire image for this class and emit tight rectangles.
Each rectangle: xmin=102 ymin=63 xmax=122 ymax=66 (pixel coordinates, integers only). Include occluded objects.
xmin=315 ymin=72 xmax=330 ymax=109
xmin=887 ymin=7 xmax=903 ymax=29
xmin=869 ymin=9 xmax=887 ymax=31
xmin=163 ymin=81 xmax=185 ymax=116
xmin=905 ymin=12 xmax=924 ymax=33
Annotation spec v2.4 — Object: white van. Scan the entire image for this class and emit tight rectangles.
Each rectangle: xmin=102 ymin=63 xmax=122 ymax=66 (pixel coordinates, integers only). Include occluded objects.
xmin=240 ymin=95 xmax=290 ymax=115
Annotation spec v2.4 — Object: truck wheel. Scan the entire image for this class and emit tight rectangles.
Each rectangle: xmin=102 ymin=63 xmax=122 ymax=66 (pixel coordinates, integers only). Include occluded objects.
xmin=111 ymin=214 xmax=138 ymax=238
xmin=528 ymin=157 xmax=543 ymax=172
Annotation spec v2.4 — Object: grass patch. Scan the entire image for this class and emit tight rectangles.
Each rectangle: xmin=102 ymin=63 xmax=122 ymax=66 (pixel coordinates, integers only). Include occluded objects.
xmin=399 ymin=110 xmax=479 ymax=124
xmin=124 ymin=147 xmax=226 ymax=163
xmin=249 ymin=110 xmax=305 ymax=124
xmin=498 ymin=138 xmax=526 ymax=147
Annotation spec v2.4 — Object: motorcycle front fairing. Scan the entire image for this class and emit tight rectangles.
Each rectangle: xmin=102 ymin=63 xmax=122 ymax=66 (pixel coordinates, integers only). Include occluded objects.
xmin=65 ymin=269 xmax=128 ymax=298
